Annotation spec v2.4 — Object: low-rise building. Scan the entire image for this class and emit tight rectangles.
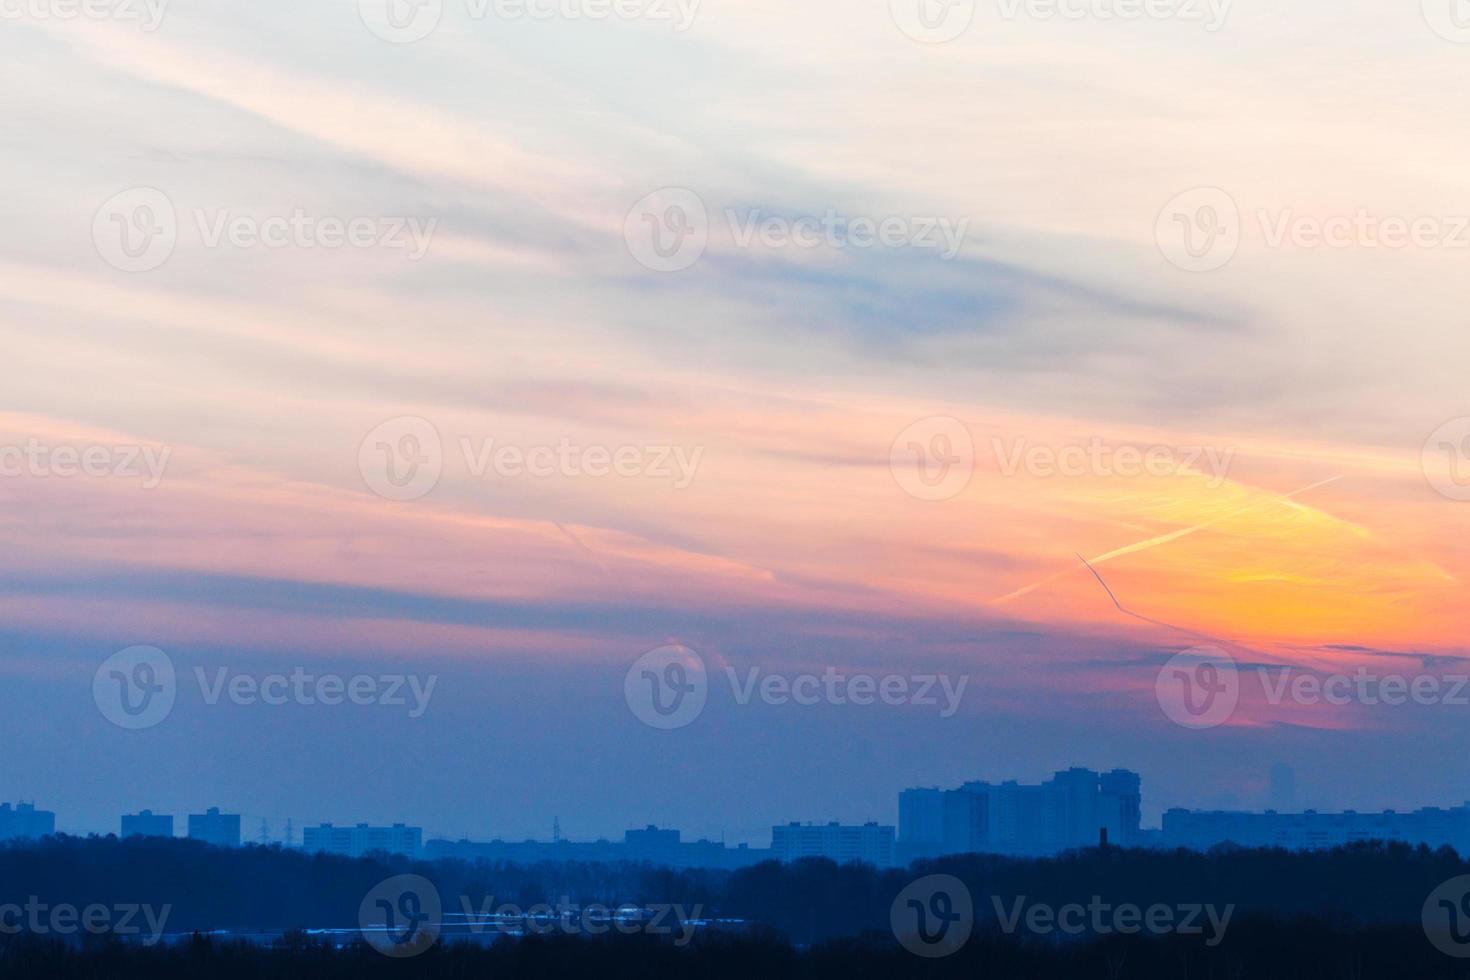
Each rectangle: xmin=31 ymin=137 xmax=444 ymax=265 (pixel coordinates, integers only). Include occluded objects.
xmin=0 ymin=802 xmax=55 ymax=841
xmin=1162 ymin=804 xmax=1470 ymax=853
xmin=187 ymin=807 xmax=241 ymax=848
xmin=121 ymin=810 xmax=174 ymax=838
xmin=303 ymin=822 xmax=422 ymax=858
xmin=424 ymin=826 xmax=771 ymax=869
xmin=770 ymin=821 xmax=896 ymax=867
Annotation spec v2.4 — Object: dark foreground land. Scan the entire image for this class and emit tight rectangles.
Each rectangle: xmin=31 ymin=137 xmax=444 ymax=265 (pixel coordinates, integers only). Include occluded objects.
xmin=4 ymin=835 xmax=1470 ymax=977
xmin=4 ymin=923 xmax=1470 ymax=979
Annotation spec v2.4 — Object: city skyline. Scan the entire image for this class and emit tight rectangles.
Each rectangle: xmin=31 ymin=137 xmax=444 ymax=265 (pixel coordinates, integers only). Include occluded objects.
xmin=11 ymin=762 xmax=1470 ymax=852
xmin=5 ymin=0 xmax=1470 ymax=870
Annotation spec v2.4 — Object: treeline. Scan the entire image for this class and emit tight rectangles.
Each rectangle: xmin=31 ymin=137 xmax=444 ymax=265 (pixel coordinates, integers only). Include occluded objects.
xmin=2 ymin=834 xmax=1468 ymax=945
xmin=0 ymin=835 xmax=722 ymax=933
xmin=726 ymin=841 xmax=1470 ymax=945
xmin=4 ymin=920 xmax=1470 ymax=980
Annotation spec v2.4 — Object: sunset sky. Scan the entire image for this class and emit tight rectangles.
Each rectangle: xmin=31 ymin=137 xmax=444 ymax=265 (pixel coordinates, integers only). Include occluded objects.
xmin=2 ymin=0 xmax=1468 ymax=842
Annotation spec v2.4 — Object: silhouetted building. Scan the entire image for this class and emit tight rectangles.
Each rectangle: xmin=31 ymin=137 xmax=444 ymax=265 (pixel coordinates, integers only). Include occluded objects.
xmin=302 ymin=822 xmax=422 ymax=858
xmin=424 ymin=826 xmax=771 ymax=869
xmin=623 ymin=824 xmax=680 ymax=856
xmin=900 ymin=768 xmax=1143 ymax=859
xmin=1163 ymin=804 xmax=1470 ymax=853
xmin=899 ymin=788 xmax=945 ymax=851
xmin=943 ymin=788 xmax=989 ymax=855
xmin=0 ymin=802 xmax=55 ymax=840
xmin=1100 ymin=769 xmax=1143 ymax=845
xmin=188 ymin=807 xmax=241 ymax=848
xmin=770 ymin=821 xmax=895 ymax=867
xmin=121 ymin=810 xmax=173 ymax=838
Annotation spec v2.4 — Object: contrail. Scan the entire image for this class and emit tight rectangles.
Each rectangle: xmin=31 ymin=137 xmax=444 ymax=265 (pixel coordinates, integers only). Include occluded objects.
xmin=1074 ymin=551 xmax=1242 ymax=649
xmin=1074 ymin=550 xmax=1299 ymax=668
xmin=989 ymin=474 xmax=1343 ymax=606
xmin=552 ymin=521 xmax=614 ymax=579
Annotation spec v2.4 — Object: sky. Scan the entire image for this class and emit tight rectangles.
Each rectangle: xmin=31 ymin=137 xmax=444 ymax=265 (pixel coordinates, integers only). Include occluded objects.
xmin=2 ymin=0 xmax=1469 ymax=844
